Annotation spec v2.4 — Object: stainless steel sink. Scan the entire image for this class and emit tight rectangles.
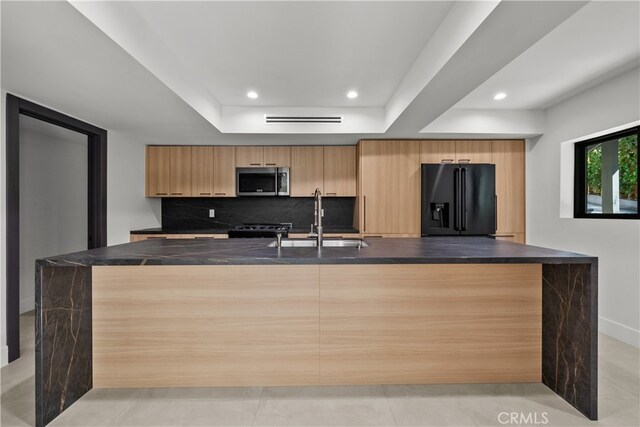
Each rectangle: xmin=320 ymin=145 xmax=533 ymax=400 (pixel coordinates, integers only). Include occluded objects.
xmin=322 ymin=239 xmax=369 ymax=248
xmin=268 ymin=239 xmax=369 ymax=248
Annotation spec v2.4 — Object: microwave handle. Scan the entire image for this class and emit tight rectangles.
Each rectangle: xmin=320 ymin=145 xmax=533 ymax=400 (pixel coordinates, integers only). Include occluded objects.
xmin=277 ymin=168 xmax=290 ymax=194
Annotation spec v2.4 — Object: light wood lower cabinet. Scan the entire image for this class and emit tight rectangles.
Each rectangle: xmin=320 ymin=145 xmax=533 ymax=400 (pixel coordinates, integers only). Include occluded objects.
xmin=93 ymin=265 xmax=320 ymax=387
xmin=92 ymin=264 xmax=541 ymax=388
xmin=319 ymin=264 xmax=541 ymax=385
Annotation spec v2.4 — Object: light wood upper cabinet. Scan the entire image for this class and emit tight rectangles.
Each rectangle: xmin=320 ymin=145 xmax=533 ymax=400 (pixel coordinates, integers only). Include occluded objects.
xmin=236 ymin=146 xmax=291 ymax=167
xmin=169 ymin=146 xmax=192 ymax=196
xmin=323 ymin=146 xmax=356 ymax=197
xmin=491 ymin=140 xmax=525 ymax=236
xmin=146 ymin=146 xmax=171 ymax=197
xmin=455 ymin=140 xmax=492 ymax=163
xmin=359 ymin=140 xmax=420 ymax=235
xmin=264 ymin=146 xmax=291 ymax=167
xmin=419 ymin=140 xmax=491 ymax=164
xmin=191 ymin=146 xmax=215 ymax=197
xmin=236 ymin=146 xmax=264 ymax=167
xmin=291 ymin=146 xmax=324 ymax=197
xmin=420 ymin=140 xmax=456 ymax=164
xmin=213 ymin=146 xmax=236 ymax=197
xmin=145 ymin=146 xmax=192 ymax=197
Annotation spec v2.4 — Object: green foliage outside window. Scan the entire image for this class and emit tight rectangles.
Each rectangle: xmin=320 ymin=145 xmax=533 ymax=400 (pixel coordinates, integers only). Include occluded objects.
xmin=586 ymin=135 xmax=638 ymax=200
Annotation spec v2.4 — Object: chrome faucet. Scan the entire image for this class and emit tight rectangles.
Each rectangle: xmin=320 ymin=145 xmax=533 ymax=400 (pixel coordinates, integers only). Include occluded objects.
xmin=308 ymin=188 xmax=323 ymax=247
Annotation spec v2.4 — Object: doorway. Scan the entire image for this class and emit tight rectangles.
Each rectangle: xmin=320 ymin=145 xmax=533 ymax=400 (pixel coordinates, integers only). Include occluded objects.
xmin=5 ymin=94 xmax=107 ymax=363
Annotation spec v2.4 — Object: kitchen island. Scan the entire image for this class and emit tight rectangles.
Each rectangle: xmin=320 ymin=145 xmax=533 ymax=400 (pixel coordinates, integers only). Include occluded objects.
xmin=35 ymin=237 xmax=597 ymax=426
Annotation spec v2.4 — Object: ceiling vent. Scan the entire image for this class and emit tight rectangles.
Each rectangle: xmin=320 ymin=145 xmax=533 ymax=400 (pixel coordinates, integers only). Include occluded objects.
xmin=265 ymin=115 xmax=342 ymax=124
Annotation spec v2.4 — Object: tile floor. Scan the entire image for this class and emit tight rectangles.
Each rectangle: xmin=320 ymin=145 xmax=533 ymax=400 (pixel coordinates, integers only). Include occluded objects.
xmin=1 ymin=312 xmax=638 ymax=426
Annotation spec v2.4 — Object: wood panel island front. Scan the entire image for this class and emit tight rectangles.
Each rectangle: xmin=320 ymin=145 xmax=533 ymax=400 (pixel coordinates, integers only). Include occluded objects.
xmin=34 ymin=237 xmax=597 ymax=427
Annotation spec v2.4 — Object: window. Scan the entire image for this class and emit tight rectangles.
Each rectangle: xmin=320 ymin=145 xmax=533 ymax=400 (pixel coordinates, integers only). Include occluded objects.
xmin=574 ymin=126 xmax=639 ymax=219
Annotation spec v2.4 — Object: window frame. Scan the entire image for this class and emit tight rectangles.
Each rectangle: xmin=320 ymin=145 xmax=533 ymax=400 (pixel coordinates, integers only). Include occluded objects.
xmin=574 ymin=126 xmax=639 ymax=219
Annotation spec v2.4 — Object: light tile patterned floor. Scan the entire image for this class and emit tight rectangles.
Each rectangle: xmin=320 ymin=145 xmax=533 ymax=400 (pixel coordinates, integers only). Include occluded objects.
xmin=2 ymin=313 xmax=638 ymax=426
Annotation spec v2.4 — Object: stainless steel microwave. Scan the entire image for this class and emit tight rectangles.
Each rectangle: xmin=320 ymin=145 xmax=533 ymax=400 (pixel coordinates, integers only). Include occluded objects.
xmin=236 ymin=167 xmax=290 ymax=196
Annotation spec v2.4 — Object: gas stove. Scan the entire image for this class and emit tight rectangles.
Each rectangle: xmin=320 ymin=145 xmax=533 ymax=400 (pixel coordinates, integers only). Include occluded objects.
xmin=227 ymin=223 xmax=292 ymax=238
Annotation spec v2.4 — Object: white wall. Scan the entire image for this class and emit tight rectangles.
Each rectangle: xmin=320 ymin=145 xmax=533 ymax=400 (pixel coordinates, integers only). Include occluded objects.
xmin=527 ymin=66 xmax=640 ymax=347
xmin=106 ymin=131 xmax=161 ymax=245
xmin=19 ymin=116 xmax=88 ymax=313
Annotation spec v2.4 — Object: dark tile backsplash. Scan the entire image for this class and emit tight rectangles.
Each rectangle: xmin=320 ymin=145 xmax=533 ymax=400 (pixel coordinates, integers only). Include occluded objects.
xmin=161 ymin=197 xmax=356 ymax=230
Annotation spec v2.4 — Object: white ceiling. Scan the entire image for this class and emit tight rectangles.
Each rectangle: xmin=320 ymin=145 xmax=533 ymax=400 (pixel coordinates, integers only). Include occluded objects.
xmin=1 ymin=1 xmax=638 ymax=142
xmin=0 ymin=1 xmax=220 ymax=144
xmin=456 ymin=0 xmax=640 ymax=110
xmin=131 ymin=1 xmax=453 ymax=108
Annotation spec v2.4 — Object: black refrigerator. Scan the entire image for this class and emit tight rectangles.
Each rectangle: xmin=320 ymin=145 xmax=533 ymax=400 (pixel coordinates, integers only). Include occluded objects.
xmin=421 ymin=164 xmax=496 ymax=236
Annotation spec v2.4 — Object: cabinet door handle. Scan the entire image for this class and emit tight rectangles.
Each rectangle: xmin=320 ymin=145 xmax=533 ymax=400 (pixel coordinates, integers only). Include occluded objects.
xmin=363 ymin=195 xmax=366 ymax=232
xmin=199 ymin=192 xmax=211 ymax=195
xmin=214 ymin=192 xmax=226 ymax=195
xmin=250 ymin=163 xmax=261 ymax=166
xmin=458 ymin=159 xmax=471 ymax=163
xmin=441 ymin=159 xmax=454 ymax=163
xmin=170 ymin=192 xmax=182 ymax=195
xmin=155 ymin=192 xmax=168 ymax=196
xmin=265 ymin=163 xmax=276 ymax=166
xmin=326 ymin=192 xmax=337 ymax=196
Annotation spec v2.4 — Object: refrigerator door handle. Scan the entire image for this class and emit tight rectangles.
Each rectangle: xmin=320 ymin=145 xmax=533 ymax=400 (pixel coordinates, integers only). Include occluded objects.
xmin=461 ymin=167 xmax=467 ymax=231
xmin=495 ymin=195 xmax=498 ymax=232
xmin=453 ymin=168 xmax=460 ymax=231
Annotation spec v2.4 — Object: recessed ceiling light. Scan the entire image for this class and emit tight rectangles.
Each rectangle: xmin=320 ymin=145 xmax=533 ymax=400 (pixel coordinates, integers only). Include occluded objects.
xmin=347 ymin=91 xmax=358 ymax=99
xmin=247 ymin=91 xmax=258 ymax=99
xmin=493 ymin=92 xmax=507 ymax=100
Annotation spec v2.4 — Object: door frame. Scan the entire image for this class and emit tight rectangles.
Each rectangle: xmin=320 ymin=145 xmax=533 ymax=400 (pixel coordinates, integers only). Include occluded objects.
xmin=5 ymin=93 xmax=107 ymax=362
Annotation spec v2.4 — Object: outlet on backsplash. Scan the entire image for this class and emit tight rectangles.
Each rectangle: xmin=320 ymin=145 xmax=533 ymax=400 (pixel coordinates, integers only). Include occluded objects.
xmin=209 ymin=209 xmax=215 ymax=218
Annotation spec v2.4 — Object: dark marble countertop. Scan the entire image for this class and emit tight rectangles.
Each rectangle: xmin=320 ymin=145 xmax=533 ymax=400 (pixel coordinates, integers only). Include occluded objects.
xmin=38 ymin=236 xmax=596 ymax=267
xmin=130 ymin=227 xmax=361 ymax=235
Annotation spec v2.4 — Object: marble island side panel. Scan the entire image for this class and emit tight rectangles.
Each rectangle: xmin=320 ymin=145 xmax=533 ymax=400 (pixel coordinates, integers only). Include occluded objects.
xmin=35 ymin=264 xmax=92 ymax=427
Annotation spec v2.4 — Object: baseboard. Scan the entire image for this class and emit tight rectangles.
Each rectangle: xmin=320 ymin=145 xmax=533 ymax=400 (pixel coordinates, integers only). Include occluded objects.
xmin=1 ymin=345 xmax=8 ymax=367
xmin=599 ymin=316 xmax=640 ymax=348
